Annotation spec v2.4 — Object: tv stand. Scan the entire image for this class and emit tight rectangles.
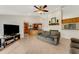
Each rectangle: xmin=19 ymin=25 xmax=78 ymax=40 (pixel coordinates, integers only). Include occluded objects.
xmin=0 ymin=33 xmax=20 ymax=49
xmin=14 ymin=34 xmax=20 ymax=41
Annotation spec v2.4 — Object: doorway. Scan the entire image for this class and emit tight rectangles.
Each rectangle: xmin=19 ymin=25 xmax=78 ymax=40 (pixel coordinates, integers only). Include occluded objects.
xmin=33 ymin=23 xmax=42 ymax=30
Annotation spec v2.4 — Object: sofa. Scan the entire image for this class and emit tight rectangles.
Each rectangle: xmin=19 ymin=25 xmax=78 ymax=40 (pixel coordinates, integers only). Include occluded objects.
xmin=70 ymin=38 xmax=79 ymax=54
xmin=37 ymin=30 xmax=60 ymax=45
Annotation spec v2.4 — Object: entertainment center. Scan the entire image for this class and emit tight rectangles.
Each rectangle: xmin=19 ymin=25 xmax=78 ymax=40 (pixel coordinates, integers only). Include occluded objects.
xmin=0 ymin=24 xmax=20 ymax=49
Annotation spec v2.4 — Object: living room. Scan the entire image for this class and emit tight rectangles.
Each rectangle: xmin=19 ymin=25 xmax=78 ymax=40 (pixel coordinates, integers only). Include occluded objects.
xmin=0 ymin=5 xmax=79 ymax=54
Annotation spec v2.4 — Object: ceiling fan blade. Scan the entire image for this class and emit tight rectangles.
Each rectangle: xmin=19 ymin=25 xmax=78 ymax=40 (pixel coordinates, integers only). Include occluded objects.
xmin=34 ymin=5 xmax=39 ymax=9
xmin=43 ymin=5 xmax=47 ymax=8
xmin=42 ymin=10 xmax=48 ymax=12
xmin=34 ymin=10 xmax=39 ymax=12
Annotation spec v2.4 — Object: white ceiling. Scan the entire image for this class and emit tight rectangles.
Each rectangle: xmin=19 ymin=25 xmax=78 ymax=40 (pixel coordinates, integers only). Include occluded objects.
xmin=0 ymin=5 xmax=61 ymax=16
xmin=63 ymin=5 xmax=79 ymax=18
xmin=0 ymin=5 xmax=79 ymax=18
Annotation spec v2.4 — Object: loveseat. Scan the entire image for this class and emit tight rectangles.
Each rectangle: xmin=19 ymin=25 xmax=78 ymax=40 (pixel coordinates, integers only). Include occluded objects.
xmin=37 ymin=30 xmax=60 ymax=45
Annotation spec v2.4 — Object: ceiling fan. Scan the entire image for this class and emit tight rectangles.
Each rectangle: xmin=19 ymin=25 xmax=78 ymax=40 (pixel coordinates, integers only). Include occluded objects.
xmin=34 ymin=5 xmax=48 ymax=14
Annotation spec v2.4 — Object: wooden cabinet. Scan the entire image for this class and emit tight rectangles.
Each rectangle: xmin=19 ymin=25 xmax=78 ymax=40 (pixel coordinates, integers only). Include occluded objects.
xmin=62 ymin=17 xmax=79 ymax=24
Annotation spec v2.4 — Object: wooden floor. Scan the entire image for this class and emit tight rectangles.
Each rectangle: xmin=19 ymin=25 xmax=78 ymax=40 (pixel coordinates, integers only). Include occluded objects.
xmin=0 ymin=30 xmax=71 ymax=54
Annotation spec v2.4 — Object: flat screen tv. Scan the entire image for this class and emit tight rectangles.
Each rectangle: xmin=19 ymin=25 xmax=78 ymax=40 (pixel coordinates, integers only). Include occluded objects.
xmin=4 ymin=24 xmax=19 ymax=35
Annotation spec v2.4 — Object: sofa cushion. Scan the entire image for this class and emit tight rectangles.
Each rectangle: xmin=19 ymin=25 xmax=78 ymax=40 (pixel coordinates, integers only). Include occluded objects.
xmin=71 ymin=38 xmax=79 ymax=43
xmin=50 ymin=30 xmax=60 ymax=36
xmin=71 ymin=42 xmax=79 ymax=49
xmin=41 ymin=31 xmax=50 ymax=37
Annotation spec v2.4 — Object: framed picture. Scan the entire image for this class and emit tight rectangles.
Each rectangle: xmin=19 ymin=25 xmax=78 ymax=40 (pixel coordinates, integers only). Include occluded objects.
xmin=49 ymin=17 xmax=59 ymax=25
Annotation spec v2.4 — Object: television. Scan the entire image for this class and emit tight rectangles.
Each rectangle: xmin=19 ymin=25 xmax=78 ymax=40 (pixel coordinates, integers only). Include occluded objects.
xmin=4 ymin=24 xmax=19 ymax=35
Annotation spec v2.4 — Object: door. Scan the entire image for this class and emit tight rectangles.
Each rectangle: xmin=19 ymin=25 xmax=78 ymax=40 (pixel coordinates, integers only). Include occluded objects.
xmin=24 ymin=23 xmax=29 ymax=34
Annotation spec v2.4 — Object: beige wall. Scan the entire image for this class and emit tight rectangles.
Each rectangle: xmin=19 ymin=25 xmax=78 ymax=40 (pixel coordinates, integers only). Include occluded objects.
xmin=0 ymin=15 xmax=25 ymax=38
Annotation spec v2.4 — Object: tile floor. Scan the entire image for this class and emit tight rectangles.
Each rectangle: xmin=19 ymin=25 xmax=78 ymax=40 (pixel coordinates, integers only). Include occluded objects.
xmin=0 ymin=30 xmax=71 ymax=54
